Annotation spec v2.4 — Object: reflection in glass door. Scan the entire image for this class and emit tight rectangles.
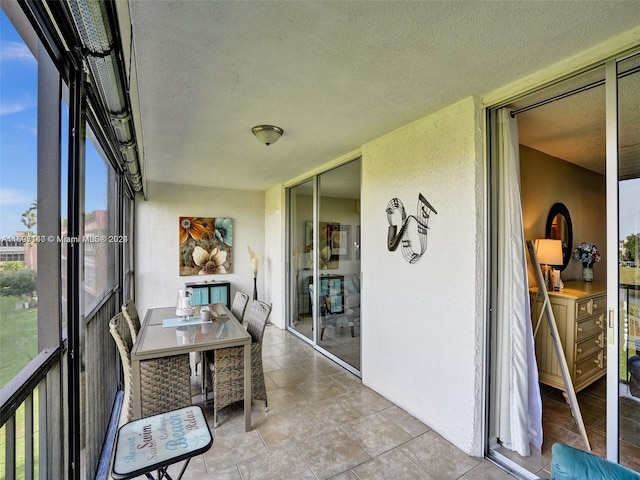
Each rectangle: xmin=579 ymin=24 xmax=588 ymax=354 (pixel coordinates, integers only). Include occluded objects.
xmin=612 ymin=53 xmax=640 ymax=468
xmin=287 ymin=159 xmax=361 ymax=374
xmin=288 ymin=179 xmax=314 ymax=341
xmin=317 ymin=160 xmax=361 ymax=371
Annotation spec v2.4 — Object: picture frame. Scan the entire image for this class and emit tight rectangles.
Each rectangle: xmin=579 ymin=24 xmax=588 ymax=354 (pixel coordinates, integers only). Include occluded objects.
xmin=330 ymin=224 xmax=350 ymax=260
xmin=179 ymin=216 xmax=233 ymax=275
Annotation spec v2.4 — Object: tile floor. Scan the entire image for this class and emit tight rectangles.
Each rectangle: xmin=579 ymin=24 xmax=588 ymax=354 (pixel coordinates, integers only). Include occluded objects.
xmin=139 ymin=325 xmax=514 ymax=480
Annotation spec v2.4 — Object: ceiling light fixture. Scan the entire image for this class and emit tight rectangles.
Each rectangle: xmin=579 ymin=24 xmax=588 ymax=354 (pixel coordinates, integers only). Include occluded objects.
xmin=251 ymin=125 xmax=284 ymax=146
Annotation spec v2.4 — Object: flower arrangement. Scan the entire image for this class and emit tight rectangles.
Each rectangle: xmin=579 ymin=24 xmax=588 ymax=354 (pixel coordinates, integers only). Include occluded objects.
xmin=572 ymin=241 xmax=601 ymax=267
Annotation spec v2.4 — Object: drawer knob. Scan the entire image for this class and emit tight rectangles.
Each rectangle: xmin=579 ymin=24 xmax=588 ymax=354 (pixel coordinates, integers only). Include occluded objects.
xmin=577 ymin=369 xmax=582 ymax=375
xmin=595 ymin=320 xmax=602 ymax=326
xmin=577 ymin=327 xmax=583 ymax=333
xmin=577 ymin=348 xmax=583 ymax=354
xmin=595 ymin=339 xmax=601 ymax=345
xmin=594 ymin=358 xmax=601 ymax=366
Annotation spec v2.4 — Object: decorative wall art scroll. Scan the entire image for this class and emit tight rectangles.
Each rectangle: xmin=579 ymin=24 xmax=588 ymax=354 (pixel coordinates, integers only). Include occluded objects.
xmin=179 ymin=217 xmax=233 ymax=276
xmin=386 ymin=193 xmax=437 ymax=264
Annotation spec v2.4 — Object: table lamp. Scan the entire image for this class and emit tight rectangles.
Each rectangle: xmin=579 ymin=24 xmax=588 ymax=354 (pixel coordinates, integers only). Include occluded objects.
xmin=535 ymin=238 xmax=563 ymax=291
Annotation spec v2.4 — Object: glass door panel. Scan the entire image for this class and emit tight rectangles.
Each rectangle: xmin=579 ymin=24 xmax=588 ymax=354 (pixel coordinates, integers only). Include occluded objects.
xmin=317 ymin=159 xmax=361 ymax=371
xmin=288 ymin=180 xmax=314 ymax=340
xmin=613 ymin=53 xmax=640 ymax=468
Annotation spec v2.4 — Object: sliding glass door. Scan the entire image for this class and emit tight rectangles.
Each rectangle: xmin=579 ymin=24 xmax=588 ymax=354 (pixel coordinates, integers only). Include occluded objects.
xmin=609 ymin=53 xmax=640 ymax=468
xmin=288 ymin=179 xmax=314 ymax=341
xmin=487 ymin=51 xmax=640 ymax=475
xmin=317 ymin=160 xmax=361 ymax=371
xmin=287 ymin=159 xmax=361 ymax=374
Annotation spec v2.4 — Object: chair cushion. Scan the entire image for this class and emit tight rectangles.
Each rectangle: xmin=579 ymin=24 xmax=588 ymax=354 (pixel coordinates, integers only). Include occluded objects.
xmin=550 ymin=443 xmax=640 ymax=480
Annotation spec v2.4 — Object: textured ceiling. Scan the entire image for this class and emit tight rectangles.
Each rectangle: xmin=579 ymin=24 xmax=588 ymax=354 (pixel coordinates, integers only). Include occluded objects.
xmin=125 ymin=1 xmax=640 ymax=192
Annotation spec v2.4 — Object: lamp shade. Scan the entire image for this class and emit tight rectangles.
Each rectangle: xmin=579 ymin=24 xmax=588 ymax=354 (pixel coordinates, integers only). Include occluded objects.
xmin=535 ymin=238 xmax=563 ymax=266
xmin=251 ymin=125 xmax=283 ymax=146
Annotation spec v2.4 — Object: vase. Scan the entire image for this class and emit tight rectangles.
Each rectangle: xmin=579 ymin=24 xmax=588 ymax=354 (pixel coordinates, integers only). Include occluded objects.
xmin=582 ymin=266 xmax=594 ymax=282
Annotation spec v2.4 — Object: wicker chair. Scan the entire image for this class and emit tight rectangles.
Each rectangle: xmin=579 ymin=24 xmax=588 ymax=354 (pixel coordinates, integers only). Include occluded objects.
xmin=207 ymin=300 xmax=272 ymax=427
xmin=231 ymin=291 xmax=250 ymax=324
xmin=109 ymin=312 xmax=192 ymax=422
xmin=121 ymin=299 xmax=141 ymax=343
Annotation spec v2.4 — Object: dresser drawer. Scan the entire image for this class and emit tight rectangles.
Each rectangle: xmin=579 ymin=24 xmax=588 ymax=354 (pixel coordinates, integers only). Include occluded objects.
xmin=575 ymin=313 xmax=606 ymax=342
xmin=574 ymin=332 xmax=604 ymax=363
xmin=574 ymin=351 xmax=605 ymax=383
xmin=591 ymin=295 xmax=606 ymax=315
xmin=576 ymin=299 xmax=592 ymax=320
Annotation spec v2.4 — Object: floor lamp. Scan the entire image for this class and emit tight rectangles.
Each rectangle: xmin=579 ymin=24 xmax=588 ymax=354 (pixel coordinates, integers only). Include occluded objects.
xmin=248 ymin=246 xmax=258 ymax=300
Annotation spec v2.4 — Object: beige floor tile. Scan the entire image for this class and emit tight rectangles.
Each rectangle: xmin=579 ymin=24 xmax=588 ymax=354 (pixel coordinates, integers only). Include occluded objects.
xmin=271 ymin=351 xmax=314 ymax=370
xmin=339 ymin=412 xmax=412 ymax=457
xmin=266 ymin=365 xmax=311 ymax=387
xmin=327 ymin=471 xmax=360 ymax=480
xmin=379 ymin=405 xmax=430 ymax=437
xmin=302 ymin=396 xmax=362 ymax=432
xmin=262 ymin=356 xmax=281 ymax=373
xmin=337 ymin=386 xmax=394 ymax=417
xmin=460 ymin=460 xmax=516 ymax=480
xmin=331 ymin=371 xmax=363 ymax=392
xmin=237 ymin=444 xmax=317 ymax=479
xmin=256 ymin=409 xmax=319 ymax=449
xmin=261 ymin=384 xmax=308 ymax=416
xmin=194 ymin=463 xmax=242 ymax=480
xmin=298 ymin=375 xmax=350 ymax=401
xmin=175 ymin=327 xmax=523 ymax=480
xmin=296 ymin=429 xmax=371 ymax=479
xmin=353 ymin=448 xmax=433 ymax=480
xmin=202 ymin=430 xmax=267 ymax=472
xmin=399 ymin=431 xmax=482 ymax=479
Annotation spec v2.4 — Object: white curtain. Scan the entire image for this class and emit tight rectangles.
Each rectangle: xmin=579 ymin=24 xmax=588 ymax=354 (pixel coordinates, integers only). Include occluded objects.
xmin=494 ymin=108 xmax=543 ymax=456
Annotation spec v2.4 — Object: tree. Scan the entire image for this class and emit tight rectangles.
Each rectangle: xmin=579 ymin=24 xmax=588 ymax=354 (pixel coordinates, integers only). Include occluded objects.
xmin=623 ymin=233 xmax=640 ymax=264
xmin=21 ymin=200 xmax=37 ymax=233
xmin=0 ymin=270 xmax=35 ymax=300
xmin=0 ymin=261 xmax=26 ymax=272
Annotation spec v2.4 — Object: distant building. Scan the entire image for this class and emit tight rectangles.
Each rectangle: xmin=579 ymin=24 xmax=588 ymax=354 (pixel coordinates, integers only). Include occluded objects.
xmin=0 ymin=231 xmax=36 ymax=270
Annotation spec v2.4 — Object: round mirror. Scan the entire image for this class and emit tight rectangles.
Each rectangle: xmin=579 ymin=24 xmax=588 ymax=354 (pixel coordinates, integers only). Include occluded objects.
xmin=545 ymin=202 xmax=573 ymax=271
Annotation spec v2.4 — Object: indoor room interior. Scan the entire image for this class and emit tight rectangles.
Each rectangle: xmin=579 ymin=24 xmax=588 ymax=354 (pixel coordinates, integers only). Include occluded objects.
xmin=492 ymin=64 xmax=640 ymax=474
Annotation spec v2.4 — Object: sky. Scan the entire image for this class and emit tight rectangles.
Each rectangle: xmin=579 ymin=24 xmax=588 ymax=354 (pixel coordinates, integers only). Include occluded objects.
xmin=1 ymin=11 xmax=37 ymax=237
xmin=1 ymin=10 xmax=106 ymax=238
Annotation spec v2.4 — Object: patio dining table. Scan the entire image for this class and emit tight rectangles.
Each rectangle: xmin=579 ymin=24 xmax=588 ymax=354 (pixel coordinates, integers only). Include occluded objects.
xmin=131 ymin=303 xmax=252 ymax=431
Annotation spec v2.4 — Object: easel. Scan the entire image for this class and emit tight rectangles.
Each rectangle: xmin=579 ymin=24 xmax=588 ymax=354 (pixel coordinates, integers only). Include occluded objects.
xmin=526 ymin=240 xmax=591 ymax=451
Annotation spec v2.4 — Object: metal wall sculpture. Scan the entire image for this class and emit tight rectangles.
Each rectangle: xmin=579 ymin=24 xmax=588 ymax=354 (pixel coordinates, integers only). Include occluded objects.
xmin=386 ymin=193 xmax=437 ymax=264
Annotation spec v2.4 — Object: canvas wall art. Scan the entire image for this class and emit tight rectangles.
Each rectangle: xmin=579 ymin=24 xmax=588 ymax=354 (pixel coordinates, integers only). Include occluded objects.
xmin=179 ymin=217 xmax=233 ymax=276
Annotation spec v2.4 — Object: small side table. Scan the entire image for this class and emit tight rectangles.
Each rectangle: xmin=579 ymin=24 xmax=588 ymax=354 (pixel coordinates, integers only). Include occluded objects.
xmin=112 ymin=405 xmax=212 ymax=480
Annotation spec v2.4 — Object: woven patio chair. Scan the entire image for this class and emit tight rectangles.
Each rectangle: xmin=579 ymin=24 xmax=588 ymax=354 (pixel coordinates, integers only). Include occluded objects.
xmin=230 ymin=291 xmax=250 ymax=324
xmin=121 ymin=299 xmax=141 ymax=343
xmin=207 ymin=300 xmax=272 ymax=427
xmin=109 ymin=312 xmax=192 ymax=422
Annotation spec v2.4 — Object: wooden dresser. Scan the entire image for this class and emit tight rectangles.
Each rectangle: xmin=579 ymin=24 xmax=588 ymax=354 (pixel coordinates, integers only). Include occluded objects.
xmin=530 ymin=280 xmax=606 ymax=393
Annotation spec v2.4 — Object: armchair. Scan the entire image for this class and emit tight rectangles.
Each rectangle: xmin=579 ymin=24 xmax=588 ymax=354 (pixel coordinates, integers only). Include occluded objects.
xmin=207 ymin=300 xmax=272 ymax=427
xmin=537 ymin=443 xmax=640 ymax=480
xmin=121 ymin=299 xmax=141 ymax=343
xmin=109 ymin=312 xmax=192 ymax=422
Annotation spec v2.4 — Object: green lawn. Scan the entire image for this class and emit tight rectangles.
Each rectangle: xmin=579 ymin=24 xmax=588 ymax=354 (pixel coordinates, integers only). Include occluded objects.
xmin=620 ymin=266 xmax=640 ymax=286
xmin=0 ymin=295 xmax=39 ymax=479
xmin=0 ymin=295 xmax=38 ymax=388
